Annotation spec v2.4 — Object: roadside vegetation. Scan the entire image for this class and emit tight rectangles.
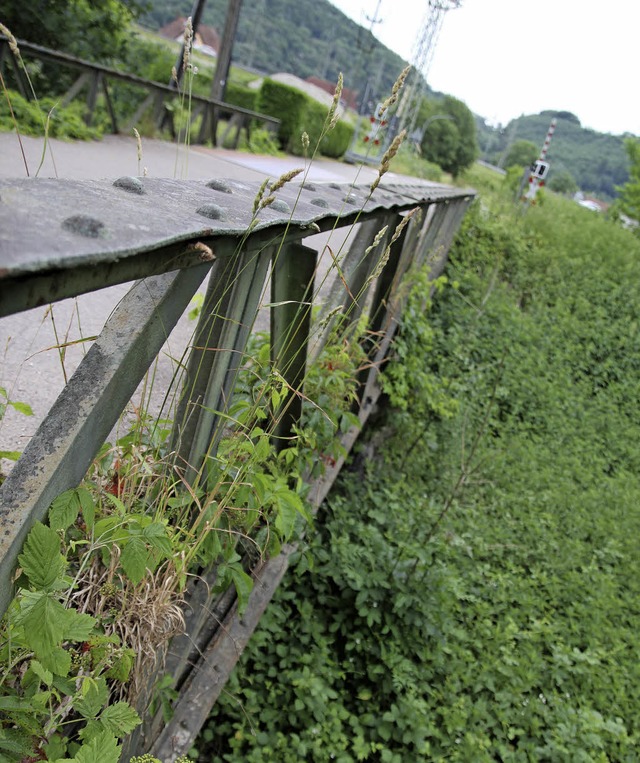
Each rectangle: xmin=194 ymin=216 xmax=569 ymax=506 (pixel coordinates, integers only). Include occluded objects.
xmin=3 ymin=2 xmax=640 ymax=759
xmin=195 ymin=166 xmax=640 ymax=761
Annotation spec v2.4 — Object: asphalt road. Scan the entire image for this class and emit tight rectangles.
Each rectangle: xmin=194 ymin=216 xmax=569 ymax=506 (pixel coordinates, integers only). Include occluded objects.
xmin=0 ymin=133 xmax=389 ymax=465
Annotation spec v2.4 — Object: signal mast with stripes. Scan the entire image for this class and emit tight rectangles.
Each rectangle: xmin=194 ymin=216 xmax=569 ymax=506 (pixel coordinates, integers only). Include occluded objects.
xmin=521 ymin=117 xmax=557 ymax=204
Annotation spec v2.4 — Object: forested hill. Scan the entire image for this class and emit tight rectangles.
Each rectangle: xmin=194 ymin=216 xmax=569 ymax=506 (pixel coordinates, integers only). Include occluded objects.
xmin=143 ymin=2 xmax=630 ymax=199
xmin=141 ymin=0 xmax=411 ymax=107
xmin=479 ymin=111 xmax=630 ymax=200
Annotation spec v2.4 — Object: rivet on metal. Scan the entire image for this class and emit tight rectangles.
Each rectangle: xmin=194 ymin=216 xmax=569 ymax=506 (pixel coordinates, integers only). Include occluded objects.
xmin=310 ymin=197 xmax=329 ymax=208
xmin=206 ymin=179 xmax=233 ymax=194
xmin=302 ymin=182 xmax=317 ymax=192
xmin=270 ymin=199 xmax=290 ymax=214
xmin=62 ymin=215 xmax=106 ymax=238
xmin=113 ymin=176 xmax=145 ymax=194
xmin=343 ymin=194 xmax=358 ymax=205
xmin=329 ymin=182 xmax=342 ymax=190
xmin=196 ymin=204 xmax=228 ymax=222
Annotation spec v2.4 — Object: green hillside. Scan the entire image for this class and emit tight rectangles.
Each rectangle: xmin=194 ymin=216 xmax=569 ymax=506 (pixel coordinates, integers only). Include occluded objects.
xmin=479 ymin=111 xmax=630 ymax=200
xmin=141 ymin=0 xmax=410 ymax=109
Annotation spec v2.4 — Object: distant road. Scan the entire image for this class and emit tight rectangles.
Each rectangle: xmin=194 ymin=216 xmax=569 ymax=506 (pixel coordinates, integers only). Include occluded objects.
xmin=0 ymin=132 xmax=385 ymax=183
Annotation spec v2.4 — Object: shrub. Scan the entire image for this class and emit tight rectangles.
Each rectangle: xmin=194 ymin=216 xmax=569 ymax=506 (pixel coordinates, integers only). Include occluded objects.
xmin=256 ymin=78 xmax=352 ymax=158
xmin=0 ymin=90 xmax=102 ymax=140
xmin=224 ymin=82 xmax=258 ymax=113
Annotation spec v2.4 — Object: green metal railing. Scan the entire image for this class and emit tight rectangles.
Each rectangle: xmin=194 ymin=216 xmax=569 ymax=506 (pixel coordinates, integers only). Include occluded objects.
xmin=0 ymin=173 xmax=474 ymax=756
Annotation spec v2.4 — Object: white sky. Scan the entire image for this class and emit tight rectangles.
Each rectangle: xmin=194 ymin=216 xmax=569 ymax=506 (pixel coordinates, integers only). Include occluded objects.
xmin=328 ymin=0 xmax=639 ymax=136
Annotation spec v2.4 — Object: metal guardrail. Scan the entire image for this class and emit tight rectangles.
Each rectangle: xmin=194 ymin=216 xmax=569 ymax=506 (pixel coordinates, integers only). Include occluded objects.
xmin=0 ymin=36 xmax=280 ymax=146
xmin=0 ymin=173 xmax=474 ymax=757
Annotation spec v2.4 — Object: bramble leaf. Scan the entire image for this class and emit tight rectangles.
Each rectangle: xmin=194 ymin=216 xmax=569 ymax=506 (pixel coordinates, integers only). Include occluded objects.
xmin=99 ymin=701 xmax=141 ymax=736
xmin=30 ymin=658 xmax=54 ymax=687
xmin=74 ymin=678 xmax=109 ymax=719
xmin=61 ymin=607 xmax=96 ymax=641
xmin=120 ymin=536 xmax=148 ymax=584
xmin=49 ymin=487 xmax=96 ymax=532
xmin=18 ymin=522 xmax=66 ymax=590
xmin=0 ymin=726 xmax=37 ymax=756
xmin=73 ymin=729 xmax=120 ymax=763
xmin=49 ymin=490 xmax=80 ymax=532
xmin=39 ymin=645 xmax=72 ymax=677
xmin=21 ymin=592 xmax=66 ymax=656
xmin=142 ymin=522 xmax=172 ymax=555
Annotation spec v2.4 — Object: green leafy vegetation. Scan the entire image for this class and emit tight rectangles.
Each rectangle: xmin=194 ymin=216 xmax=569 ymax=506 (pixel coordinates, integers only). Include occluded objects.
xmin=0 ymin=89 xmax=102 ymax=140
xmin=257 ymin=78 xmax=353 ymax=157
xmin=194 ymin=167 xmax=640 ymax=761
xmin=0 ymin=508 xmax=141 ymax=762
xmin=501 ymin=139 xmax=539 ymax=170
xmin=0 ymin=316 xmax=366 ymax=760
xmin=614 ymin=136 xmax=640 ymax=228
xmin=1 ymin=0 xmax=148 ymax=62
xmin=478 ymin=111 xmax=630 ymax=200
xmin=418 ymin=95 xmax=479 ymax=178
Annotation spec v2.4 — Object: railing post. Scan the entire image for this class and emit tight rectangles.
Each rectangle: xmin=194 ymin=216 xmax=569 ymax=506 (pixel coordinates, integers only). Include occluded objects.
xmin=61 ymin=71 xmax=91 ymax=106
xmin=171 ymin=241 xmax=272 ymax=484
xmin=84 ymin=71 xmax=100 ymax=126
xmin=101 ymin=76 xmax=118 ymax=133
xmin=270 ymin=242 xmax=317 ymax=450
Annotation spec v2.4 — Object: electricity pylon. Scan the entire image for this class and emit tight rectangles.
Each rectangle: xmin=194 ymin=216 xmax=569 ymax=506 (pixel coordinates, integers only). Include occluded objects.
xmin=396 ymin=0 xmax=461 ymax=142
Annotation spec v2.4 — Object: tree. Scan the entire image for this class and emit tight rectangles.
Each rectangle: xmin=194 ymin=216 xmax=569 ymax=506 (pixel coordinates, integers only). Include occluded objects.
xmin=502 ymin=139 xmax=538 ymax=170
xmin=548 ymin=170 xmax=578 ymax=196
xmin=615 ymin=137 xmax=640 ymax=226
xmin=1 ymin=0 xmax=148 ymax=63
xmin=420 ymin=95 xmax=478 ymax=177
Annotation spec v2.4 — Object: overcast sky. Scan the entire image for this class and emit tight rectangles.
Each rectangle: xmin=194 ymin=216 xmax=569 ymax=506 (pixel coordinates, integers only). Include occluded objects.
xmin=328 ymin=0 xmax=638 ymax=136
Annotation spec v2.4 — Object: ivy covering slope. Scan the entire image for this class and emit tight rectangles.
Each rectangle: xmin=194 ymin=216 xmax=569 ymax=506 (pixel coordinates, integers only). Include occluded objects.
xmin=196 ymin=170 xmax=640 ymax=761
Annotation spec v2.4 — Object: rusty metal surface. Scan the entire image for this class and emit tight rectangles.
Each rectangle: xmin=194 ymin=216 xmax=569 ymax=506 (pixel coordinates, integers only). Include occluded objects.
xmin=0 ymin=177 xmax=473 ymax=282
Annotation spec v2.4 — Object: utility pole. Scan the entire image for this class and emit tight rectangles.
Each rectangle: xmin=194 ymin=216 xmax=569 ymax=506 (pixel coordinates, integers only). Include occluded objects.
xmin=345 ymin=0 xmax=385 ymax=162
xmin=357 ymin=0 xmax=383 ymax=112
xmin=198 ymin=0 xmax=243 ymax=144
xmin=170 ymin=0 xmax=209 ymax=89
xmin=158 ymin=0 xmax=208 ymax=134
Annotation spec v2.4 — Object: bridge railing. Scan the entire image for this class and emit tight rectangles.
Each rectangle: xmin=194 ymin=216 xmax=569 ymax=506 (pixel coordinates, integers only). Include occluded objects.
xmin=0 ymin=36 xmax=280 ymax=146
xmin=0 ymin=172 xmax=474 ymax=757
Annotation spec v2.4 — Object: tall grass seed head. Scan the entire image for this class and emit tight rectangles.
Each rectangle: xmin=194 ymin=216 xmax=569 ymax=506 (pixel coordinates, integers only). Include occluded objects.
xmin=252 ymin=177 xmax=270 ymax=215
xmin=0 ymin=24 xmax=19 ymax=58
xmin=327 ymin=73 xmax=344 ymax=130
xmin=370 ymin=129 xmax=407 ymax=192
xmin=182 ymin=16 xmax=193 ymax=72
xmin=270 ymin=167 xmax=303 ymax=193
xmin=378 ymin=65 xmax=411 ymax=119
